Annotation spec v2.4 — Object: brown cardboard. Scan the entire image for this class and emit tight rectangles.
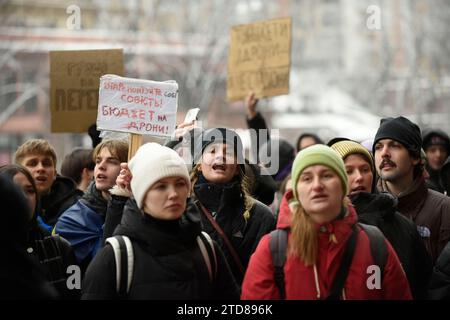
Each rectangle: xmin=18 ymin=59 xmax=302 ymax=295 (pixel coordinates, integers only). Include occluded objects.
xmin=49 ymin=49 xmax=124 ymax=133
xmin=227 ymin=17 xmax=291 ymax=102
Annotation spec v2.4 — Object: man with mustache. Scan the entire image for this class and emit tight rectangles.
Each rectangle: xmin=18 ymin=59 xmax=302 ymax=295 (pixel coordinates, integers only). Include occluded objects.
xmin=373 ymin=116 xmax=450 ymax=264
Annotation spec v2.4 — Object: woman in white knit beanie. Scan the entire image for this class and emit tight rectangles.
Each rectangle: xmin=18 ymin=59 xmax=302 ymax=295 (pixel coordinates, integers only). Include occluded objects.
xmin=82 ymin=143 xmax=239 ymax=300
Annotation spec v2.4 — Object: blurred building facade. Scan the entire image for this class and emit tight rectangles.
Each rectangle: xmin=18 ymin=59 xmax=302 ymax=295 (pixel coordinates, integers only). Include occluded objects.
xmin=1 ymin=0 xmax=449 ymax=165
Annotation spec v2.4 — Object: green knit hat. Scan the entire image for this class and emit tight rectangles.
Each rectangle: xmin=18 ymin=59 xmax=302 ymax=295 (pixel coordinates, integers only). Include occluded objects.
xmin=291 ymin=144 xmax=348 ymax=201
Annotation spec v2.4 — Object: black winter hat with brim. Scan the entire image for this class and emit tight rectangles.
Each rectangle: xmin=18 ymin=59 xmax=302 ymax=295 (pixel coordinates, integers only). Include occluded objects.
xmin=373 ymin=116 xmax=422 ymax=157
xmin=194 ymin=127 xmax=245 ymax=165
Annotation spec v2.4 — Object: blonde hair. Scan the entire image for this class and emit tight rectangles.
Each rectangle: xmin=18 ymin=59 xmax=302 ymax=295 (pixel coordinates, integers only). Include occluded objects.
xmin=190 ymin=164 xmax=254 ymax=220
xmin=289 ymin=198 xmax=350 ymax=266
xmin=15 ymin=139 xmax=57 ymax=167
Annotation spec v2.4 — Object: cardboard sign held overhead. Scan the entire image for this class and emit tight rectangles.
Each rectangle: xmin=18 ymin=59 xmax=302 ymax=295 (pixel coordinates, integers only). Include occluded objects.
xmin=227 ymin=17 xmax=292 ymax=102
xmin=97 ymin=75 xmax=178 ymax=138
xmin=50 ymin=49 xmax=124 ymax=133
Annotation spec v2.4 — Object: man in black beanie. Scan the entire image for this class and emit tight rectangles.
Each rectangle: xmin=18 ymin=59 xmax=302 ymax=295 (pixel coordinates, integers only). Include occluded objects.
xmin=373 ymin=116 xmax=450 ymax=263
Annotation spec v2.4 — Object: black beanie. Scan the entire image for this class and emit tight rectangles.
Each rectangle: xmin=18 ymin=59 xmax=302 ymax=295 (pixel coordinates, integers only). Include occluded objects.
xmin=373 ymin=116 xmax=422 ymax=157
xmin=194 ymin=128 xmax=245 ymax=165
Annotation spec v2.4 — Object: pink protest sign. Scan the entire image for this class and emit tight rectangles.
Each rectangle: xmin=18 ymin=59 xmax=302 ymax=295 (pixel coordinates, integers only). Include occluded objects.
xmin=97 ymin=75 xmax=178 ymax=137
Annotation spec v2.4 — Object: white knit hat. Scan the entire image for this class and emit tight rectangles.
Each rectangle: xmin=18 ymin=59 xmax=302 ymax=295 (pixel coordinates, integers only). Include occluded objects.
xmin=128 ymin=143 xmax=191 ymax=209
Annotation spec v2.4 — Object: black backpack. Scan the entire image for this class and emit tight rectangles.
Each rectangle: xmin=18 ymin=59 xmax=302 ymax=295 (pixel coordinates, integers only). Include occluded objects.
xmin=269 ymin=223 xmax=388 ymax=299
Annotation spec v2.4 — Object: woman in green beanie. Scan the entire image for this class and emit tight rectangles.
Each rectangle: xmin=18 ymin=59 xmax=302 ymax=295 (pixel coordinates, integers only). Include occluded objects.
xmin=241 ymin=144 xmax=412 ymax=300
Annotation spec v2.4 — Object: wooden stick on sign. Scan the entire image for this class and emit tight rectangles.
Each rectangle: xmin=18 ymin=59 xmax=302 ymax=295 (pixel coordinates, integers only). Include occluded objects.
xmin=128 ymin=133 xmax=142 ymax=161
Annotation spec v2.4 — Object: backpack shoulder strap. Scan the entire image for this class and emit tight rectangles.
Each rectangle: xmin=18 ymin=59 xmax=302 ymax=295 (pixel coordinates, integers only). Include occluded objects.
xmin=269 ymin=229 xmax=288 ymax=300
xmin=105 ymin=235 xmax=134 ymax=296
xmin=358 ymin=223 xmax=388 ymax=280
xmin=196 ymin=231 xmax=217 ymax=282
xmin=327 ymin=224 xmax=358 ymax=300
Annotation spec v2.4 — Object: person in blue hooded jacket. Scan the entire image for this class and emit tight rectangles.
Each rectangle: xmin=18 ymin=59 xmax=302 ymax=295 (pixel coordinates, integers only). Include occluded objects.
xmin=55 ymin=139 xmax=128 ymax=273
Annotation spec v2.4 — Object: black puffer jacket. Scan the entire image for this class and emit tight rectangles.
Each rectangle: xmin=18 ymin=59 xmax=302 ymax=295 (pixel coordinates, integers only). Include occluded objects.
xmin=429 ymin=240 xmax=450 ymax=299
xmin=194 ymin=176 xmax=276 ymax=284
xmin=40 ymin=175 xmax=82 ymax=227
xmin=82 ymin=199 xmax=239 ymax=300
xmin=351 ymin=192 xmax=433 ymax=299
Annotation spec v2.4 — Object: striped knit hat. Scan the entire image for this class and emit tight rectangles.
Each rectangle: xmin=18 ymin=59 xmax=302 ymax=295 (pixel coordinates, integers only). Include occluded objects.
xmin=330 ymin=140 xmax=374 ymax=173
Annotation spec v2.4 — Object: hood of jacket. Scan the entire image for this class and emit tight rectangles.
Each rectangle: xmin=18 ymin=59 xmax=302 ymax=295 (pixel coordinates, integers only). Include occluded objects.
xmin=40 ymin=175 xmax=81 ymax=224
xmin=422 ymin=129 xmax=450 ymax=152
xmin=113 ymin=198 xmax=202 ymax=255
xmin=276 ymin=190 xmax=295 ymax=229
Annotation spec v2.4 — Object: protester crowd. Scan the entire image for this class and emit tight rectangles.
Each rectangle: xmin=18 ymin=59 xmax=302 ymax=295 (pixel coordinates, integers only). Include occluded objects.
xmin=2 ymin=92 xmax=450 ymax=301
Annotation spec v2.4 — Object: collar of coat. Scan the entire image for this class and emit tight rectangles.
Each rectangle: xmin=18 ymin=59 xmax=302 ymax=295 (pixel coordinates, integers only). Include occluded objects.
xmin=378 ymin=176 xmax=427 ymax=221
xmin=80 ymin=181 xmax=108 ymax=216
xmin=114 ymin=198 xmax=202 ymax=255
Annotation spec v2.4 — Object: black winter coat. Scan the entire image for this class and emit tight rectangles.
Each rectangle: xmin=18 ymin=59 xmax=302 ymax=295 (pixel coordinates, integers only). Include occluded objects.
xmin=40 ymin=175 xmax=82 ymax=227
xmin=440 ymin=155 xmax=450 ymax=195
xmin=425 ymin=165 xmax=445 ymax=194
xmin=351 ymin=192 xmax=433 ymax=299
xmin=0 ymin=175 xmax=58 ymax=299
xmin=82 ymin=199 xmax=240 ymax=300
xmin=429 ymin=240 xmax=450 ymax=299
xmin=194 ymin=178 xmax=276 ymax=285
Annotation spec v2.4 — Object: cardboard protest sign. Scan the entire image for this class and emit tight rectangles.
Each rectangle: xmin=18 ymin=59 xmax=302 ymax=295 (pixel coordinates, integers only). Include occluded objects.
xmin=49 ymin=49 xmax=124 ymax=133
xmin=97 ymin=75 xmax=178 ymax=138
xmin=227 ymin=17 xmax=291 ymax=102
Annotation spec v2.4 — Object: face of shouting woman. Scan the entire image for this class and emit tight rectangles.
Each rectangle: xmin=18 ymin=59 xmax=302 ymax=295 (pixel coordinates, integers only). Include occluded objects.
xmin=199 ymin=143 xmax=239 ymax=184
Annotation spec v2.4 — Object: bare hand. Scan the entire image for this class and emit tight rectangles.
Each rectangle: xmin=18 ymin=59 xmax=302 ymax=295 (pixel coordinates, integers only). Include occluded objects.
xmin=174 ymin=121 xmax=198 ymax=140
xmin=116 ymin=163 xmax=132 ymax=191
xmin=245 ymin=92 xmax=258 ymax=119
